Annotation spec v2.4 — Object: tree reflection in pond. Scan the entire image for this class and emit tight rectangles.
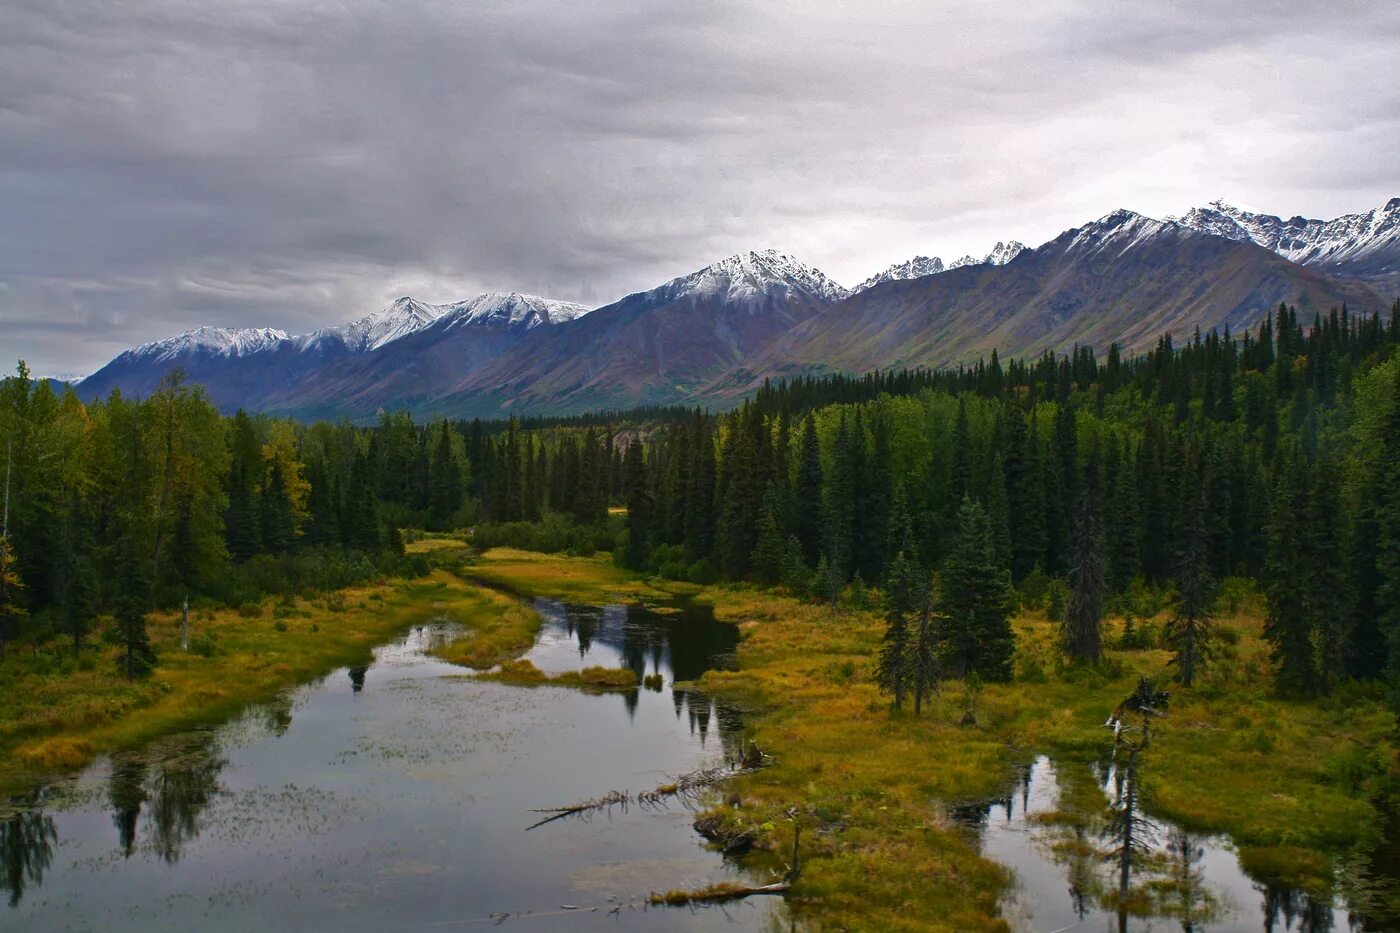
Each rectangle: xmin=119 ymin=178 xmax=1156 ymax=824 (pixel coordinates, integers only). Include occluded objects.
xmin=0 ymin=798 xmax=56 ymax=907
xmin=104 ymin=733 xmax=227 ymax=864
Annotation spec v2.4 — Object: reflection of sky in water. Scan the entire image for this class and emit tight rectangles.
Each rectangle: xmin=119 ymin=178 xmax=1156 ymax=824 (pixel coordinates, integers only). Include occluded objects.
xmin=961 ymin=755 xmax=1357 ymax=932
xmin=1 ymin=601 xmax=773 ymax=931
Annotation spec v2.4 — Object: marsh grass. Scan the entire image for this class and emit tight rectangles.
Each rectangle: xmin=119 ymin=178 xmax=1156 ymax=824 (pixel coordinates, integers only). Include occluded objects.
xmin=466 ymin=547 xmax=698 ymax=603
xmin=0 ymin=564 xmax=491 ymax=795
xmin=686 ymin=584 xmax=1395 ymax=928
xmin=476 ymin=658 xmax=639 ymax=692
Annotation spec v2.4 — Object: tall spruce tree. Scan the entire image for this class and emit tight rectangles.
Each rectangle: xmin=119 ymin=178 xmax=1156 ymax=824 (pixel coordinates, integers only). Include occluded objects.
xmin=793 ymin=416 xmax=824 ymax=566
xmin=938 ymin=497 xmax=1016 ymax=682
xmin=1168 ymin=485 xmax=1215 ymax=687
xmin=1063 ymin=453 xmax=1107 ymax=663
xmin=877 ymin=549 xmax=916 ymax=708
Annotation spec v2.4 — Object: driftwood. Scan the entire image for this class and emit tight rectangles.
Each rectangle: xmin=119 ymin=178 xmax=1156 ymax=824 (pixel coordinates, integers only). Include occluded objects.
xmin=525 ymin=741 xmax=769 ymax=831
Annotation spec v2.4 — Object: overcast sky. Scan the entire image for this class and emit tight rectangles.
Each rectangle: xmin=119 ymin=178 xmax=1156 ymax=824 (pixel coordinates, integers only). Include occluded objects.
xmin=2 ymin=0 xmax=1398 ymax=376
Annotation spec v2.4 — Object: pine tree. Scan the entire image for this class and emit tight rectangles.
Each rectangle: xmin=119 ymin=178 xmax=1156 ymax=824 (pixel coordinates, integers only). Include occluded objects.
xmin=911 ymin=584 xmax=941 ymax=715
xmin=428 ymin=422 xmax=462 ymax=530
xmin=622 ymin=437 xmax=653 ymax=570
xmin=1063 ymin=453 xmax=1106 ymax=663
xmin=938 ymin=497 xmax=1016 ymax=682
xmin=1168 ymin=486 xmax=1215 ymax=687
xmin=1263 ymin=445 xmax=1314 ymax=694
xmin=112 ymin=535 xmax=155 ymax=680
xmin=750 ymin=484 xmax=787 ymax=584
xmin=793 ymin=416 xmax=824 ymax=566
xmin=877 ymin=550 xmax=916 ymax=708
xmin=1377 ymin=363 xmax=1400 ymax=695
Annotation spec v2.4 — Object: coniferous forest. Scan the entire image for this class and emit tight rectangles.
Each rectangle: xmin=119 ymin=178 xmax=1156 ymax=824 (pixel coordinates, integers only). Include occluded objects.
xmin=3 ymin=301 xmax=1398 ymax=701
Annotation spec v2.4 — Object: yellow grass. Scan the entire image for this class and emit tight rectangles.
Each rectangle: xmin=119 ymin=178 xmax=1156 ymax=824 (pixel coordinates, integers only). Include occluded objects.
xmin=475 ymin=658 xmax=639 ymax=691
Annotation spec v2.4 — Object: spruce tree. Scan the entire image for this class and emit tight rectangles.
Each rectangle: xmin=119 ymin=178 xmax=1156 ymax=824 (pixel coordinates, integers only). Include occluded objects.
xmin=938 ymin=497 xmax=1016 ymax=682
xmin=1063 ymin=453 xmax=1106 ymax=664
xmin=877 ymin=550 xmax=916 ymax=708
xmin=1167 ymin=486 xmax=1215 ymax=687
xmin=622 ymin=437 xmax=653 ymax=570
xmin=1378 ymin=363 xmax=1400 ymax=694
xmin=911 ymin=584 xmax=941 ymax=715
xmin=112 ymin=535 xmax=155 ymax=680
xmin=750 ymin=484 xmax=787 ymax=584
xmin=1263 ymin=445 xmax=1314 ymax=694
xmin=793 ymin=416 xmax=824 ymax=566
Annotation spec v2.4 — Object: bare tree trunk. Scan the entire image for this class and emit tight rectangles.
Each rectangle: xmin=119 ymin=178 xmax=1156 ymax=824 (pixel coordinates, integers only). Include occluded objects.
xmin=181 ymin=595 xmax=190 ymax=652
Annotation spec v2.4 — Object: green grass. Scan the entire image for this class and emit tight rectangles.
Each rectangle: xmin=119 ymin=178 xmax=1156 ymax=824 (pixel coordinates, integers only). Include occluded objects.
xmin=0 ymin=566 xmax=489 ymax=795
xmin=465 ymin=547 xmax=698 ymax=603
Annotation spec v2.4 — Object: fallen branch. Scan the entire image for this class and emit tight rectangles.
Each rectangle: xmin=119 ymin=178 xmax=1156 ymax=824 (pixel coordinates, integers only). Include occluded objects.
xmin=526 ymin=741 xmax=770 ymax=830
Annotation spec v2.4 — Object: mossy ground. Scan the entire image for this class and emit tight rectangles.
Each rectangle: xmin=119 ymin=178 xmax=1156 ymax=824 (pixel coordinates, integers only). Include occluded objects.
xmin=0 ymin=548 xmax=497 ymax=794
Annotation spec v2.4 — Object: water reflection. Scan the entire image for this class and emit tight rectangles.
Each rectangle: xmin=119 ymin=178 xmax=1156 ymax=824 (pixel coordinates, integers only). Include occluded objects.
xmin=0 ymin=798 xmax=56 ymax=907
xmin=956 ymin=756 xmax=1364 ymax=931
xmin=1 ymin=598 xmax=762 ymax=931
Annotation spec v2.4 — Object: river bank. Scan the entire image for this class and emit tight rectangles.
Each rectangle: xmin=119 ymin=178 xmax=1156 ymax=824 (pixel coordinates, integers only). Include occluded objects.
xmin=0 ymin=541 xmax=511 ymax=795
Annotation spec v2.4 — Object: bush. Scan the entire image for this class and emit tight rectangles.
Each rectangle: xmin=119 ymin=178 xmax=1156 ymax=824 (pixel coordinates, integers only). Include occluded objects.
xmin=189 ymin=633 xmax=222 ymax=657
xmin=471 ymin=512 xmax=615 ymax=556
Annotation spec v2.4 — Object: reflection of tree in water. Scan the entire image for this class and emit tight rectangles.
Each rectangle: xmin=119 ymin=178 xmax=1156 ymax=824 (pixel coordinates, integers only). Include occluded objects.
xmin=105 ymin=732 xmax=227 ymax=864
xmin=1259 ymin=884 xmax=1335 ymax=933
xmin=348 ymin=666 xmax=368 ymax=693
xmin=109 ymin=756 xmax=148 ymax=857
xmin=0 ymin=797 xmax=57 ymax=907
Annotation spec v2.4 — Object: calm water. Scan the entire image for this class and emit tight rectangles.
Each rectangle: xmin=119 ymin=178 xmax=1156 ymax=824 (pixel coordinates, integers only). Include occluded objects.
xmin=1 ymin=598 xmax=783 ymax=931
xmin=954 ymin=755 xmax=1392 ymax=932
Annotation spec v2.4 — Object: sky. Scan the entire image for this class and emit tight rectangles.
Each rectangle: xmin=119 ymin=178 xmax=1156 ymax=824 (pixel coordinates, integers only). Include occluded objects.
xmin=2 ymin=0 xmax=1398 ymax=377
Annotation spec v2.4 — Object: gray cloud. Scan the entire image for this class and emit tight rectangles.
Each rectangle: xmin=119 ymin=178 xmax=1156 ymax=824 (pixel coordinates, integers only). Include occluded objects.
xmin=2 ymin=0 xmax=1398 ymax=375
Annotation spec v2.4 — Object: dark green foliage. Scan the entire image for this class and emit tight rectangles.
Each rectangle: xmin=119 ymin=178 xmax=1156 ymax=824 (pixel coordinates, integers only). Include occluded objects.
xmin=938 ymin=498 xmax=1016 ymax=682
xmin=1063 ymin=453 xmax=1106 ymax=663
xmin=1167 ymin=484 xmax=1215 ymax=687
xmin=877 ymin=550 xmax=917 ymax=708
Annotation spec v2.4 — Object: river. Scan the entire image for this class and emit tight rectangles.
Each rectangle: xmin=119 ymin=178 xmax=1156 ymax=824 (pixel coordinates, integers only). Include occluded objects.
xmin=1 ymin=597 xmax=783 ymax=931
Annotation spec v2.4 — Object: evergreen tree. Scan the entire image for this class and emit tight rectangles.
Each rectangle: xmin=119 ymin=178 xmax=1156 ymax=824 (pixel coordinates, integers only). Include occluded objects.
xmin=877 ymin=550 xmax=916 ymax=708
xmin=428 ymin=422 xmax=462 ymax=530
xmin=792 ymin=416 xmax=824 ymax=566
xmin=1063 ymin=453 xmax=1106 ymax=663
xmin=622 ymin=438 xmax=653 ymax=570
xmin=1167 ymin=487 xmax=1215 ymax=687
xmin=0 ymin=534 xmax=25 ymax=653
xmin=112 ymin=535 xmax=155 ymax=680
xmin=938 ymin=497 xmax=1016 ymax=682
xmin=750 ymin=484 xmax=787 ymax=584
xmin=911 ymin=584 xmax=941 ymax=715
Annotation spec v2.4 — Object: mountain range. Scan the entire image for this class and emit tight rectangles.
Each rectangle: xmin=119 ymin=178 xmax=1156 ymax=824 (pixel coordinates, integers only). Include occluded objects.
xmin=75 ymin=197 xmax=1399 ymax=420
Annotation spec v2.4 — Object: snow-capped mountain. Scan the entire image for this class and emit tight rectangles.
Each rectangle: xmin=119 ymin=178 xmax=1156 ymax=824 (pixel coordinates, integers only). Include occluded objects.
xmin=1172 ymin=198 xmax=1400 ymax=290
xmin=856 ymin=241 xmax=1026 ymax=292
xmin=81 ymin=291 xmax=592 ymax=413
xmin=646 ymin=249 xmax=848 ymax=307
xmin=119 ymin=326 xmax=290 ymax=364
xmin=434 ymin=292 xmax=591 ymax=333
xmin=854 ymin=256 xmax=945 ymax=292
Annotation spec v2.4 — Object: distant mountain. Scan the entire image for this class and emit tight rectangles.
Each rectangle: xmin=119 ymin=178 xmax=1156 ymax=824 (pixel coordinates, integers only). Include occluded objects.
xmin=855 ymin=241 xmax=1025 ymax=292
xmin=76 ymin=198 xmax=1397 ymax=422
xmin=1172 ymin=197 xmax=1400 ymax=292
xmin=720 ymin=209 xmax=1384 ymax=394
xmin=80 ymin=292 xmax=590 ymax=412
xmin=423 ymin=250 xmax=848 ymax=417
xmin=258 ymin=293 xmax=591 ymax=420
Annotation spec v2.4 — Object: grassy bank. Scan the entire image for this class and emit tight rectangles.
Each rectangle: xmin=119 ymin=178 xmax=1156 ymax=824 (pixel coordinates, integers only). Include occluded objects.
xmin=462 ymin=546 xmax=694 ymax=603
xmin=0 ymin=542 xmax=498 ymax=795
xmin=463 ymin=548 xmax=1395 ymax=930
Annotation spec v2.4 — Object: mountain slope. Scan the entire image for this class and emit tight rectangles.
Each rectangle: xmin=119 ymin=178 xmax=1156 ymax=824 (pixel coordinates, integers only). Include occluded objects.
xmin=723 ymin=210 xmax=1384 ymax=392
xmin=426 ymin=250 xmax=848 ymax=416
xmin=1173 ymin=198 xmax=1400 ymax=292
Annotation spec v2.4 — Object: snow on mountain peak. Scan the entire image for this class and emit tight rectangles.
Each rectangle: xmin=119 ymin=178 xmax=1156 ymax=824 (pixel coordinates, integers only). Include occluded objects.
xmin=653 ymin=249 xmax=848 ymax=306
xmin=124 ymin=326 xmax=290 ymax=364
xmin=854 ymin=241 xmax=1026 ymax=293
xmin=1172 ymin=196 xmax=1400 ymax=268
xmin=436 ymin=292 xmax=592 ymax=332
